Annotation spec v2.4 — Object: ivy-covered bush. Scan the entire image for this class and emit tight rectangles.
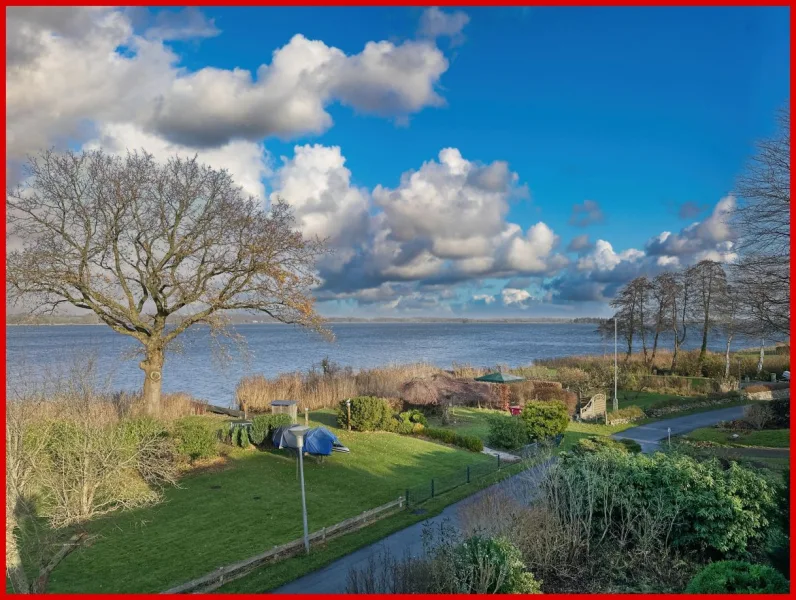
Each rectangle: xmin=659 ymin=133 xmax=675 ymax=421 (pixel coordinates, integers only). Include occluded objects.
xmin=337 ymin=396 xmax=393 ymax=431
xmin=173 ymin=417 xmax=219 ymax=462
xmin=487 ymin=414 xmax=529 ymax=450
xmin=685 ymin=561 xmax=789 ymax=593
xmin=520 ymin=401 xmax=569 ymax=441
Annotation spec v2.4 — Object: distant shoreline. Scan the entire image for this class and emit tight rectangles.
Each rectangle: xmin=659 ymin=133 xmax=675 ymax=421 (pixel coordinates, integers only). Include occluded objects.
xmin=7 ymin=318 xmax=604 ymax=327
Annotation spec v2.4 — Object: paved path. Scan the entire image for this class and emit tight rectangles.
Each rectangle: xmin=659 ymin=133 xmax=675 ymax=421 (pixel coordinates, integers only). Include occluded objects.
xmin=482 ymin=446 xmax=522 ymax=463
xmin=274 ymin=460 xmax=551 ymax=594
xmin=611 ymin=405 xmax=747 ymax=453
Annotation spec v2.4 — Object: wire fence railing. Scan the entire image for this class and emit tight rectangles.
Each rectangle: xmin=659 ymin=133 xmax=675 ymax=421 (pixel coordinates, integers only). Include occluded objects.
xmin=403 ymin=434 xmax=562 ymax=508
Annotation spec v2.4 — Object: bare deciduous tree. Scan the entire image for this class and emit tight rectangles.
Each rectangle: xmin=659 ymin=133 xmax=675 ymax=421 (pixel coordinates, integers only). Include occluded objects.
xmin=649 ymin=273 xmax=674 ymax=365
xmin=716 ymin=283 xmax=741 ymax=379
xmin=733 ymin=106 xmax=790 ymax=338
xmin=7 ymin=149 xmax=329 ymax=413
xmin=686 ymin=260 xmax=727 ymax=373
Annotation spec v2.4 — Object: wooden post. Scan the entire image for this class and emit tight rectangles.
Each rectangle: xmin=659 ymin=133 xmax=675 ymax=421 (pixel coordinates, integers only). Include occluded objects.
xmin=304 ymin=407 xmax=309 ymax=426
xmin=347 ymin=399 xmax=351 ymax=432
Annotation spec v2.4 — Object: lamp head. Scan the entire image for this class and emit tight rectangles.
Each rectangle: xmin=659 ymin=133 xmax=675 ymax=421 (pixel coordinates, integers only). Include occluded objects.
xmin=289 ymin=425 xmax=310 ymax=449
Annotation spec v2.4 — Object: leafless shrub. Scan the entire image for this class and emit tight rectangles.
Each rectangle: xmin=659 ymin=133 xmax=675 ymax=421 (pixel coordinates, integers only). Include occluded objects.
xmin=743 ymin=403 xmax=774 ymax=430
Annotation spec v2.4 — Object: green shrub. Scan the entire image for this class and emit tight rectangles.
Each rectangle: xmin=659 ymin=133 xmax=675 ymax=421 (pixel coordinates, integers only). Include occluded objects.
xmin=400 ymin=409 xmax=428 ymax=426
xmin=173 ymin=417 xmax=219 ymax=462
xmin=453 ymin=536 xmax=541 ymax=594
xmin=486 ymin=415 xmax=529 ymax=450
xmin=554 ymin=451 xmax=777 ymax=557
xmin=420 ymin=427 xmax=483 ymax=452
xmin=249 ymin=414 xmax=293 ymax=445
xmin=337 ymin=396 xmax=393 ymax=431
xmin=423 ymin=427 xmax=456 ymax=444
xmin=572 ymin=436 xmax=641 ymax=455
xmin=237 ymin=425 xmax=250 ymax=448
xmin=520 ymin=401 xmax=569 ymax=441
xmin=769 ymin=398 xmax=790 ymax=428
xmin=397 ymin=419 xmax=415 ymax=435
xmin=607 ymin=405 xmax=646 ymax=424
xmin=686 ymin=561 xmax=789 ymax=593
xmin=454 ymin=433 xmax=484 ymax=452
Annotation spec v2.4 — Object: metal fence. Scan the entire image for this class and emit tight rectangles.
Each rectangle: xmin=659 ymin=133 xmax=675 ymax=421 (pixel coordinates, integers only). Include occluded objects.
xmin=403 ymin=434 xmax=562 ymax=508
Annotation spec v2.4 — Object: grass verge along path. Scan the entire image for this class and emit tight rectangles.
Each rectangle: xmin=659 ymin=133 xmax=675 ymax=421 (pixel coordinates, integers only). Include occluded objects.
xmin=683 ymin=427 xmax=790 ymax=448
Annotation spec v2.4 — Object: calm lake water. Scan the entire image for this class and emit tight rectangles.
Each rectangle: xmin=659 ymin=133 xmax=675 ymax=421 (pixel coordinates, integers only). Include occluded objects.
xmin=6 ymin=323 xmax=754 ymax=407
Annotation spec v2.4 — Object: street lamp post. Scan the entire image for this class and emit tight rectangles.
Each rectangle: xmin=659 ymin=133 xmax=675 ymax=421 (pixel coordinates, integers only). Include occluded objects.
xmin=290 ymin=425 xmax=311 ymax=555
xmin=613 ymin=317 xmax=618 ymax=412
xmin=345 ymin=398 xmax=351 ymax=431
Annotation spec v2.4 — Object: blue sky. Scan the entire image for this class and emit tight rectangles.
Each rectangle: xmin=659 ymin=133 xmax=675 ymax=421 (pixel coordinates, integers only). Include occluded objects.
xmin=7 ymin=6 xmax=790 ymax=317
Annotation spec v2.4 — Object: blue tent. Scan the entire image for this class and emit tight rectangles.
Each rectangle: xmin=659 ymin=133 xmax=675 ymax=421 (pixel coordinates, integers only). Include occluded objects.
xmin=272 ymin=425 xmax=350 ymax=456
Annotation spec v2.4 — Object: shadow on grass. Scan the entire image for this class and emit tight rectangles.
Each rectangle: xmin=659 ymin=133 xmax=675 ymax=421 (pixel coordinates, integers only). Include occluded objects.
xmin=38 ymin=414 xmax=496 ymax=594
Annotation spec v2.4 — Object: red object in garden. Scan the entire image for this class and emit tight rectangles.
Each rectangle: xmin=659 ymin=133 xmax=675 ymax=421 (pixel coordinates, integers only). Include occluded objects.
xmin=509 ymin=406 xmax=522 ymax=416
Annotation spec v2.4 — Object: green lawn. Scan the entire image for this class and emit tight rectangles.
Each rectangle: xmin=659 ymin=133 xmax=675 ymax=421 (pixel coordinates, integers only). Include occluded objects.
xmin=39 ymin=410 xmax=495 ymax=594
xmin=426 ymin=406 xmax=505 ymax=441
xmin=684 ymin=427 xmax=790 ymax=449
xmin=218 ymin=458 xmax=533 ymax=593
xmin=612 ymin=391 xmax=691 ymax=412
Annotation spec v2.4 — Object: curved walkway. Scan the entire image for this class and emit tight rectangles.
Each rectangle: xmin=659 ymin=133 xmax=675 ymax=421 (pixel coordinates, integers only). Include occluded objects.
xmin=274 ymin=460 xmax=551 ymax=594
xmin=610 ymin=405 xmax=747 ymax=453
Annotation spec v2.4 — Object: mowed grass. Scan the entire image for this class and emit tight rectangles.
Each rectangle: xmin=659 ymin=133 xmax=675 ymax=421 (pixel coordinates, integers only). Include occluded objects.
xmin=611 ymin=391 xmax=693 ymax=412
xmin=43 ymin=410 xmax=494 ymax=594
xmin=218 ymin=458 xmax=533 ymax=593
xmin=684 ymin=427 xmax=790 ymax=449
xmin=427 ymin=406 xmax=505 ymax=441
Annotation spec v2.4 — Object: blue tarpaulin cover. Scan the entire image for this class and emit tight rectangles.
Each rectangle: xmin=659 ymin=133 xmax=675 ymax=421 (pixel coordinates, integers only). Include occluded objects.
xmin=271 ymin=425 xmax=349 ymax=456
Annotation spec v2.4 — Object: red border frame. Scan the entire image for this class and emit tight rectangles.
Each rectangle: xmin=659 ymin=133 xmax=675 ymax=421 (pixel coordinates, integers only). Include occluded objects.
xmin=2 ymin=2 xmax=793 ymax=599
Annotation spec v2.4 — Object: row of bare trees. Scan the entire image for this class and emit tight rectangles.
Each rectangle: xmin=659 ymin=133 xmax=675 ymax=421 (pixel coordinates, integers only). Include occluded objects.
xmin=604 ymin=261 xmax=747 ymax=377
xmin=604 ymin=106 xmax=789 ymax=378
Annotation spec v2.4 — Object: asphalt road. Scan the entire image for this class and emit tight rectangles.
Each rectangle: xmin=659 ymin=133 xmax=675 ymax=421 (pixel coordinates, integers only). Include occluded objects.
xmin=274 ymin=460 xmax=552 ymax=594
xmin=611 ymin=405 xmax=747 ymax=452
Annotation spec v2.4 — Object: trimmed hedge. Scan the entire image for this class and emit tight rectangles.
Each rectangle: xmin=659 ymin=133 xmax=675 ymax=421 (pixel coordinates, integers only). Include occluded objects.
xmin=337 ymin=396 xmax=393 ymax=431
xmin=249 ymin=414 xmax=293 ymax=445
xmin=420 ymin=427 xmax=484 ymax=452
xmin=686 ymin=561 xmax=789 ymax=593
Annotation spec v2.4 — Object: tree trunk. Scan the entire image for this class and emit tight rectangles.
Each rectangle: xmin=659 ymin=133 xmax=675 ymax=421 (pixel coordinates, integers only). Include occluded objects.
xmin=140 ymin=346 xmax=165 ymax=415
xmin=698 ymin=312 xmax=710 ymax=371
xmin=6 ymin=498 xmax=30 ymax=593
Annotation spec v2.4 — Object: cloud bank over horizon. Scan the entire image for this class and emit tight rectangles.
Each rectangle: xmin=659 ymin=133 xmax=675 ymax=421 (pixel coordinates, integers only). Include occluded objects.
xmin=5 ymin=6 xmax=742 ymax=318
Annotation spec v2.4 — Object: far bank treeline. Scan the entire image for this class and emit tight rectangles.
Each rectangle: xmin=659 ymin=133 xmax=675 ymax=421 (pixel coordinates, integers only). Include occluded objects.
xmin=603 ymin=109 xmax=789 ymax=379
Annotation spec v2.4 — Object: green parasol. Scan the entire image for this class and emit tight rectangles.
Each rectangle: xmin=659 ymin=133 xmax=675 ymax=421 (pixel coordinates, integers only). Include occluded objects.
xmin=474 ymin=372 xmax=525 ymax=383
